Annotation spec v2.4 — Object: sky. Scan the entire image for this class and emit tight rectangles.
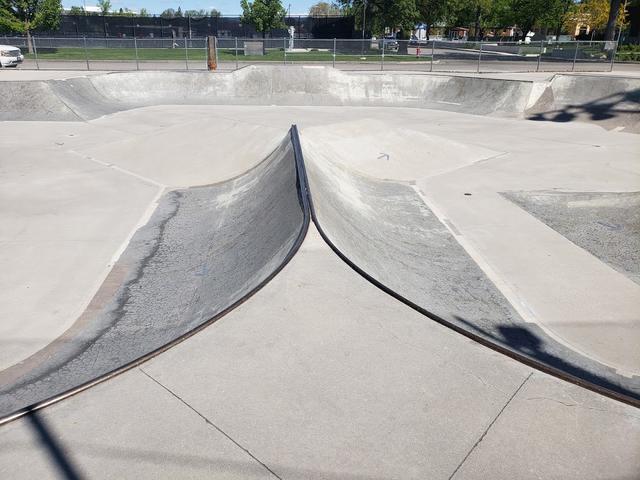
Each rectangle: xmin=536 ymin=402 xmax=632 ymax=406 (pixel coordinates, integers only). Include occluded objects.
xmin=66 ymin=0 xmax=318 ymax=16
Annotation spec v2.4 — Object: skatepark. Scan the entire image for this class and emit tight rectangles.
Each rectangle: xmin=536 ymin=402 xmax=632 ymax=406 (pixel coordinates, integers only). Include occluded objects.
xmin=0 ymin=66 xmax=639 ymax=479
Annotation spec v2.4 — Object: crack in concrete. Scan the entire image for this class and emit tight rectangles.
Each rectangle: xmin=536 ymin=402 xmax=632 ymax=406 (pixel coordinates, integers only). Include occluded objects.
xmin=525 ymin=396 xmax=640 ymax=420
xmin=448 ymin=371 xmax=534 ymax=480
xmin=139 ymin=368 xmax=282 ymax=479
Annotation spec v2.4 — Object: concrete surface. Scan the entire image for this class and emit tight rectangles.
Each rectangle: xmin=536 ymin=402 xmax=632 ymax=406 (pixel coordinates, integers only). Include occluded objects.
xmin=504 ymin=190 xmax=640 ymax=285
xmin=0 ymin=368 xmax=277 ymax=479
xmin=1 ymin=67 xmax=639 ymax=477
xmin=0 ymin=67 xmax=637 ymax=132
xmin=303 ymin=143 xmax=638 ymax=399
xmin=1 ymin=227 xmax=638 ymax=479
xmin=0 ymin=124 xmax=160 ymax=371
xmin=300 ymin=111 xmax=640 ymax=382
xmin=0 ymin=134 xmax=305 ymax=418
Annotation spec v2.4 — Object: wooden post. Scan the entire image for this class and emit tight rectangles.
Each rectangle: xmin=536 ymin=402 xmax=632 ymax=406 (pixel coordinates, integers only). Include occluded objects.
xmin=207 ymin=36 xmax=217 ymax=71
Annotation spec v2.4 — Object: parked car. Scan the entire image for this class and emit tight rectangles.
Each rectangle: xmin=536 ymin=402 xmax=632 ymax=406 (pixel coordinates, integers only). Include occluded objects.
xmin=380 ymin=36 xmax=399 ymax=52
xmin=0 ymin=45 xmax=24 ymax=68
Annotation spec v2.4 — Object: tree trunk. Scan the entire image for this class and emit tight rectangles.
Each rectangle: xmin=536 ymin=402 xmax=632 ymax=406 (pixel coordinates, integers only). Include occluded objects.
xmin=555 ymin=22 xmax=562 ymax=40
xmin=26 ymin=29 xmax=33 ymax=54
xmin=605 ymin=0 xmax=623 ymax=41
xmin=262 ymin=30 xmax=266 ymax=56
xmin=474 ymin=6 xmax=481 ymax=41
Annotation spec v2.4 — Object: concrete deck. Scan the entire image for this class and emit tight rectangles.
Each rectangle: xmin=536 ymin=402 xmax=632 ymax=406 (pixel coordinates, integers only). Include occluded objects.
xmin=1 ymin=227 xmax=638 ymax=479
xmin=0 ymin=68 xmax=638 ymax=477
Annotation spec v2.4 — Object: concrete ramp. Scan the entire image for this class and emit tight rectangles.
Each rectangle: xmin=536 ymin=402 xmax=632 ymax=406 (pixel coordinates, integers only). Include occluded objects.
xmin=0 ymin=81 xmax=79 ymax=121
xmin=302 ymin=146 xmax=640 ymax=404
xmin=0 ymin=131 xmax=309 ymax=421
xmin=1 ymin=69 xmax=638 ymax=131
xmin=527 ymin=74 xmax=640 ymax=132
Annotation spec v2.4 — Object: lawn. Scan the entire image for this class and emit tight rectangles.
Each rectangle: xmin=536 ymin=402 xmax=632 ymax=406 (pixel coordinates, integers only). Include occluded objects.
xmin=25 ymin=47 xmax=430 ymax=63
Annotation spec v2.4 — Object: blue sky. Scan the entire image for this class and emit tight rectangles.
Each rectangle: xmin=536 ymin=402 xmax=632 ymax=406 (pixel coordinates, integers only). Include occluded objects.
xmin=67 ymin=0 xmax=317 ymax=15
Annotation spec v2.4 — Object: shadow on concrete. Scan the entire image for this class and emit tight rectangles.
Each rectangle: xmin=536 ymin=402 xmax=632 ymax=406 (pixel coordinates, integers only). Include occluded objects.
xmin=454 ymin=316 xmax=639 ymax=403
xmin=26 ymin=410 xmax=84 ymax=479
xmin=528 ymin=89 xmax=640 ymax=125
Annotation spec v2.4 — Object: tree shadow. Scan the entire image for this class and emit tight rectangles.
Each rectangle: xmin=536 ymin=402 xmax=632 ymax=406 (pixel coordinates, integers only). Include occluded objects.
xmin=528 ymin=89 xmax=640 ymax=125
xmin=453 ymin=315 xmax=639 ymax=404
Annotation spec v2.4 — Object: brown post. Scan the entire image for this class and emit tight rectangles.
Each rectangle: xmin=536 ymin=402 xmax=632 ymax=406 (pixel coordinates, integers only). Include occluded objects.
xmin=207 ymin=36 xmax=218 ymax=71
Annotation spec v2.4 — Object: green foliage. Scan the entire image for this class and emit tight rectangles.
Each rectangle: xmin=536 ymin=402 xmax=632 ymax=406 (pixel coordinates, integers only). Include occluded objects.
xmin=616 ymin=44 xmax=640 ymax=61
xmin=508 ymin=0 xmax=568 ymax=32
xmin=338 ymin=0 xmax=574 ymax=35
xmin=0 ymin=0 xmax=62 ymax=33
xmin=68 ymin=5 xmax=84 ymax=14
xmin=139 ymin=7 xmax=148 ymax=16
xmin=97 ymin=0 xmax=110 ymax=14
xmin=114 ymin=7 xmax=135 ymax=16
xmin=415 ymin=0 xmax=448 ymax=26
xmin=184 ymin=8 xmax=208 ymax=16
xmin=240 ymin=0 xmax=286 ymax=34
xmin=338 ymin=0 xmax=418 ymax=34
xmin=309 ymin=1 xmax=341 ymax=16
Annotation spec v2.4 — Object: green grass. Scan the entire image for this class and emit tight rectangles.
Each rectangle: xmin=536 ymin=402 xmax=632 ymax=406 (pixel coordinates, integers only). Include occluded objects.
xmin=616 ymin=44 xmax=640 ymax=62
xmin=25 ymin=47 xmax=430 ymax=63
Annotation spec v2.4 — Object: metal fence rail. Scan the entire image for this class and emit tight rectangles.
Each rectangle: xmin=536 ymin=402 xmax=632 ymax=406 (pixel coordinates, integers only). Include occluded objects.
xmin=0 ymin=37 xmax=620 ymax=73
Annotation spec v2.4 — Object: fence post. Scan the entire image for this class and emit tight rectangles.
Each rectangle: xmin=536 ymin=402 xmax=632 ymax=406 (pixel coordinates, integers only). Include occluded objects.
xmin=431 ymin=40 xmax=435 ymax=72
xmin=333 ymin=38 xmax=336 ymax=68
xmin=184 ymin=37 xmax=189 ymax=70
xmin=207 ymin=36 xmax=217 ymax=70
xmin=536 ymin=40 xmax=543 ymax=72
xmin=572 ymin=41 xmax=579 ymax=72
xmin=32 ymin=36 xmax=40 ymax=70
xmin=83 ymin=36 xmax=90 ymax=71
xmin=134 ymin=36 xmax=139 ymax=71
xmin=477 ymin=41 xmax=482 ymax=73
xmin=381 ymin=38 xmax=384 ymax=71
xmin=235 ymin=37 xmax=239 ymax=70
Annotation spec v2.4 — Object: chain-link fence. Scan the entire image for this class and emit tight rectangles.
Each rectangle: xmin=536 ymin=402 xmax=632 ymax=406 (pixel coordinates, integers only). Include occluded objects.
xmin=0 ymin=37 xmax=620 ymax=73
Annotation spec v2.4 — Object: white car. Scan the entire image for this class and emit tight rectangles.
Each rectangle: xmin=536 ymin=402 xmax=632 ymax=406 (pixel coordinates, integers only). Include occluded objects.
xmin=0 ymin=45 xmax=24 ymax=68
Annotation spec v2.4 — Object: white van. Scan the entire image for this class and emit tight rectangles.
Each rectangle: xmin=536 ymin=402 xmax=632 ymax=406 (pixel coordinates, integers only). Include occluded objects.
xmin=0 ymin=45 xmax=24 ymax=68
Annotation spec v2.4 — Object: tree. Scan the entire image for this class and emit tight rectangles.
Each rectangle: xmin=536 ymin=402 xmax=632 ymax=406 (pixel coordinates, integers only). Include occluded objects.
xmin=185 ymin=8 xmax=207 ymax=16
xmin=240 ymin=0 xmax=286 ymax=41
xmin=161 ymin=8 xmax=176 ymax=17
xmin=97 ymin=0 xmax=110 ymax=14
xmin=139 ymin=7 xmax=149 ymax=16
xmin=415 ymin=0 xmax=447 ymax=39
xmin=309 ymin=1 xmax=341 ymax=16
xmin=604 ymin=0 xmax=624 ymax=40
xmin=565 ymin=0 xmax=627 ymax=39
xmin=68 ymin=5 xmax=84 ymax=14
xmin=507 ymin=0 xmax=570 ymax=38
xmin=176 ymin=6 xmax=182 ymax=17
xmin=337 ymin=0 xmax=418 ymax=36
xmin=0 ymin=0 xmax=62 ymax=52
